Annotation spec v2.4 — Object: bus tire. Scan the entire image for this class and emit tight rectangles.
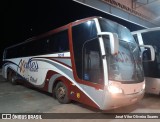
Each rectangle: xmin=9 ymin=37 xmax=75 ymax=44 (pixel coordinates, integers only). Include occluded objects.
xmin=52 ymin=86 xmax=56 ymax=99
xmin=55 ymin=82 xmax=71 ymax=104
xmin=8 ymin=71 xmax=17 ymax=85
xmin=7 ymin=71 xmax=12 ymax=82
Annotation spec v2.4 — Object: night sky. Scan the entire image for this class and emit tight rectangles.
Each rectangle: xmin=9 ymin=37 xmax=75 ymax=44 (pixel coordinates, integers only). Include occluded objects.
xmin=2 ymin=0 xmax=144 ymax=67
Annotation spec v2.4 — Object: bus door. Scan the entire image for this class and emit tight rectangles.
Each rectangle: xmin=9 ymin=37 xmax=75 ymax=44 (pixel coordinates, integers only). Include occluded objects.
xmin=82 ymin=38 xmax=105 ymax=106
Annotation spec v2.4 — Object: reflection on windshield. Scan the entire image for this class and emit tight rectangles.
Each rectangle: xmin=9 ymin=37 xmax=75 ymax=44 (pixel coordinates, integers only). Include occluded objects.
xmin=109 ymin=41 xmax=134 ymax=81
xmin=99 ymin=18 xmax=144 ymax=83
xmin=104 ymin=38 xmax=143 ymax=82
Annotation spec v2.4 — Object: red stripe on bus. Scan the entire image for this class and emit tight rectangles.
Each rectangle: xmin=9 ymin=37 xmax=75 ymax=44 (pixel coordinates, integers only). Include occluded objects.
xmin=33 ymin=57 xmax=72 ymax=69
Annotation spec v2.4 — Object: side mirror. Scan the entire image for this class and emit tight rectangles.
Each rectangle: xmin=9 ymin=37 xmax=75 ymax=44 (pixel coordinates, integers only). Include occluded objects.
xmin=140 ymin=45 xmax=155 ymax=61
xmin=98 ymin=32 xmax=119 ymax=55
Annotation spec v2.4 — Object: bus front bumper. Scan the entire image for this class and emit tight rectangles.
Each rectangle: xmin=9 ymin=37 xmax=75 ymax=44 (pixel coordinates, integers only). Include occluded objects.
xmin=101 ymin=89 xmax=145 ymax=110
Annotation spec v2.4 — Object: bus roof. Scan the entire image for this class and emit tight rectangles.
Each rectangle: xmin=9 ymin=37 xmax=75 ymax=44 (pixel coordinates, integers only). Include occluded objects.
xmin=5 ymin=16 xmax=99 ymax=50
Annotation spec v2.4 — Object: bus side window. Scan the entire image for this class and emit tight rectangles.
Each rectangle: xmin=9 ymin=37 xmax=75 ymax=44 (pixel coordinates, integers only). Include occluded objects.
xmin=48 ymin=30 xmax=69 ymax=53
xmin=72 ymin=20 xmax=97 ymax=80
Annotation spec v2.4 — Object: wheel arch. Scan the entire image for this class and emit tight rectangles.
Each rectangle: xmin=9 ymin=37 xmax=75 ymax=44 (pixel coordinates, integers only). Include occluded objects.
xmin=48 ymin=74 xmax=72 ymax=93
xmin=7 ymin=67 xmax=15 ymax=78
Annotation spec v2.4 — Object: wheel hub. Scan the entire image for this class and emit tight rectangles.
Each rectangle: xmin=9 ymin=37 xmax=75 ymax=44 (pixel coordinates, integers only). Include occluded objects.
xmin=57 ymin=87 xmax=65 ymax=99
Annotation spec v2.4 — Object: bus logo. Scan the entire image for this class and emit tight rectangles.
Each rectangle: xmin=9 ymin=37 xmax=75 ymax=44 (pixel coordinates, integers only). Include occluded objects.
xmin=19 ymin=58 xmax=39 ymax=73
xmin=27 ymin=59 xmax=38 ymax=72
xmin=19 ymin=59 xmax=26 ymax=73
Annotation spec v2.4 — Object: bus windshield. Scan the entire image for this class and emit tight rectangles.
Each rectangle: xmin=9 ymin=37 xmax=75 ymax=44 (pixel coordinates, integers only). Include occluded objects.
xmin=99 ymin=18 xmax=144 ymax=83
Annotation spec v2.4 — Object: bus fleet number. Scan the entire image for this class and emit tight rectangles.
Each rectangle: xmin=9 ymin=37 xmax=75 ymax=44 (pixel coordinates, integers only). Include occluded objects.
xmin=58 ymin=53 xmax=64 ymax=57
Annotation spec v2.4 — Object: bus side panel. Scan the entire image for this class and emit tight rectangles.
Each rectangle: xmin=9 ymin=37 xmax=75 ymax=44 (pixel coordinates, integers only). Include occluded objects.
xmin=2 ymin=63 xmax=8 ymax=79
xmin=2 ymin=56 xmax=102 ymax=109
xmin=2 ymin=58 xmax=29 ymax=80
xmin=56 ymin=76 xmax=100 ymax=109
xmin=41 ymin=69 xmax=99 ymax=109
xmin=69 ymin=83 xmax=100 ymax=109
xmin=145 ymin=77 xmax=160 ymax=95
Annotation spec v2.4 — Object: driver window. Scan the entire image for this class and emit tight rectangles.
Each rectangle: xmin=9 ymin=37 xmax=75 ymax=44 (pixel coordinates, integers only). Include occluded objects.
xmin=82 ymin=38 xmax=104 ymax=85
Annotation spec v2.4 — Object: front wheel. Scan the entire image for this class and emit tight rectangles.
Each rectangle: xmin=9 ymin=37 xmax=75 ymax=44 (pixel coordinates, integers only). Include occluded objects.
xmin=55 ymin=82 xmax=71 ymax=104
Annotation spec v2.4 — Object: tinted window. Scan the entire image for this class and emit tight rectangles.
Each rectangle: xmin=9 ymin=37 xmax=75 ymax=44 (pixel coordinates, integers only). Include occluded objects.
xmin=47 ymin=30 xmax=69 ymax=53
xmin=6 ymin=48 xmax=16 ymax=59
xmin=82 ymin=38 xmax=104 ymax=84
xmin=142 ymin=30 xmax=160 ymax=78
xmin=6 ymin=45 xmax=22 ymax=59
xmin=72 ymin=20 xmax=98 ymax=80
xmin=5 ymin=30 xmax=69 ymax=59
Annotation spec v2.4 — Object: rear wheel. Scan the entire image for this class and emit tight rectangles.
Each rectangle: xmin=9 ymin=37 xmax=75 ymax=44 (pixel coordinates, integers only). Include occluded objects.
xmin=55 ymin=82 xmax=71 ymax=104
xmin=7 ymin=71 xmax=12 ymax=82
xmin=7 ymin=71 xmax=17 ymax=85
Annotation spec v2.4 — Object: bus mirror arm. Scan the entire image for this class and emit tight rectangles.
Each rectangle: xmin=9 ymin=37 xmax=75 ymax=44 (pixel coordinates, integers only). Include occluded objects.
xmin=98 ymin=32 xmax=119 ymax=55
xmin=139 ymin=45 xmax=155 ymax=61
xmin=102 ymin=55 xmax=106 ymax=59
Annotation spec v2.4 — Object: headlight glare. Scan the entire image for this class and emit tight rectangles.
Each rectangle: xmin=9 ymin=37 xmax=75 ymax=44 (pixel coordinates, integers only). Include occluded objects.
xmin=108 ymin=85 xmax=123 ymax=94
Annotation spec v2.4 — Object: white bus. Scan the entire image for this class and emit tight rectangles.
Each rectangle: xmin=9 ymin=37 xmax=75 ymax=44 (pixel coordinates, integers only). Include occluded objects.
xmin=132 ymin=27 xmax=160 ymax=95
xmin=2 ymin=17 xmax=152 ymax=110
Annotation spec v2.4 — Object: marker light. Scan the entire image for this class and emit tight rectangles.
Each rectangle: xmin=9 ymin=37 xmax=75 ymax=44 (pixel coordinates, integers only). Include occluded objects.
xmin=108 ymin=85 xmax=123 ymax=94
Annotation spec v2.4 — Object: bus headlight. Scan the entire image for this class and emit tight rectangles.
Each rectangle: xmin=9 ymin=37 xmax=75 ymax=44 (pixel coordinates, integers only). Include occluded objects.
xmin=142 ymin=83 xmax=145 ymax=90
xmin=108 ymin=85 xmax=123 ymax=94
